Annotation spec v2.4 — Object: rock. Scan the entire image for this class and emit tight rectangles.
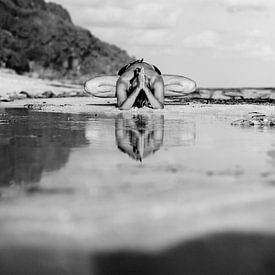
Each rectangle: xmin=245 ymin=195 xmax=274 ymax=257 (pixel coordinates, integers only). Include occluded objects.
xmin=42 ymin=90 xmax=55 ymax=98
xmin=19 ymin=91 xmax=32 ymax=98
xmin=231 ymin=112 xmax=275 ymax=126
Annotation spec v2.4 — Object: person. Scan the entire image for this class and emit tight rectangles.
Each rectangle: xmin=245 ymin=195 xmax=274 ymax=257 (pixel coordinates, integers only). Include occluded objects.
xmin=84 ymin=59 xmax=197 ymax=110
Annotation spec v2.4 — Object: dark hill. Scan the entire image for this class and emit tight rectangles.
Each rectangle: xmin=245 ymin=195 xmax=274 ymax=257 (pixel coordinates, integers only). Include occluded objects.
xmin=0 ymin=0 xmax=134 ymax=82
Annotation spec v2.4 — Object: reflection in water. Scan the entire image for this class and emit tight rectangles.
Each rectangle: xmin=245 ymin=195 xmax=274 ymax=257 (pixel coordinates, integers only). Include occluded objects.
xmin=115 ymin=113 xmax=196 ymax=161
xmin=268 ymin=150 xmax=275 ymax=168
xmin=115 ymin=113 xmax=164 ymax=161
xmin=0 ymin=109 xmax=89 ymax=186
xmin=0 ymin=109 xmax=197 ymax=184
xmin=164 ymin=120 xmax=196 ymax=147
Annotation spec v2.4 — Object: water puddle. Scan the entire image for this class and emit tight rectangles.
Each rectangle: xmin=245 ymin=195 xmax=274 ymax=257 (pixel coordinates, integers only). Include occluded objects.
xmin=1 ymin=107 xmax=274 ymax=188
xmin=1 ymin=107 xmax=275 ymax=274
xmin=0 ymin=108 xmax=197 ymax=187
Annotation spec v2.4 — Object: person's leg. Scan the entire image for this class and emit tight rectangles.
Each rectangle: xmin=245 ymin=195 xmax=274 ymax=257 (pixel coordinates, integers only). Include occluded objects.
xmin=162 ymin=74 xmax=197 ymax=97
xmin=84 ymin=75 xmax=119 ymax=98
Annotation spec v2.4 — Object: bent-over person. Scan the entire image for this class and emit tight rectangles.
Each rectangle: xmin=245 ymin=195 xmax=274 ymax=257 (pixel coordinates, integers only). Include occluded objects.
xmin=84 ymin=59 xmax=197 ymax=110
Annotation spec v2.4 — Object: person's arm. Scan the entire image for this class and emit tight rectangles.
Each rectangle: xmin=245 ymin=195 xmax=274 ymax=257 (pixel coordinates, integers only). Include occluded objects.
xmin=116 ymin=77 xmax=141 ymax=110
xmin=143 ymin=75 xmax=164 ymax=109
xmin=115 ymin=115 xmax=143 ymax=161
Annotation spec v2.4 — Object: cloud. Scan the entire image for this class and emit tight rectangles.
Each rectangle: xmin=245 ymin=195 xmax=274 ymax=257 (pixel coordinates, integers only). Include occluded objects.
xmin=181 ymin=30 xmax=275 ymax=60
xmin=53 ymin=0 xmax=181 ymax=30
xmin=126 ymin=30 xmax=175 ymax=47
xmin=129 ymin=3 xmax=181 ymax=29
xmin=231 ymin=29 xmax=275 ymax=59
xmin=231 ymin=38 xmax=274 ymax=59
xmin=50 ymin=0 xmax=275 ymax=61
xmin=182 ymin=31 xmax=220 ymax=49
xmin=90 ymin=27 xmax=174 ymax=48
xmin=221 ymin=0 xmax=274 ymax=12
xmin=77 ymin=6 xmax=125 ymax=27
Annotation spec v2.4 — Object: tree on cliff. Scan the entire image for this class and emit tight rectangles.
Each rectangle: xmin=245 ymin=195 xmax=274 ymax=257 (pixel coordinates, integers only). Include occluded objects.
xmin=0 ymin=0 xmax=134 ymax=82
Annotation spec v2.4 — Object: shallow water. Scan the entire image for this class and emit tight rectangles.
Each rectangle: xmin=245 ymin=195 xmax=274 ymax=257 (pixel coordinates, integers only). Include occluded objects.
xmin=1 ymin=107 xmax=275 ymax=274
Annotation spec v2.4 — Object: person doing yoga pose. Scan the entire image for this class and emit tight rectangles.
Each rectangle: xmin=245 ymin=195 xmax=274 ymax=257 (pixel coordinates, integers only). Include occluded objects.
xmin=84 ymin=59 xmax=197 ymax=110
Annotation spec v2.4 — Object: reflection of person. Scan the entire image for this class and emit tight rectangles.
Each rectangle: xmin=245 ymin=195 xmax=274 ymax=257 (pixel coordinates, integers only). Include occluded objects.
xmin=115 ymin=113 xmax=164 ymax=161
xmin=84 ymin=59 xmax=197 ymax=110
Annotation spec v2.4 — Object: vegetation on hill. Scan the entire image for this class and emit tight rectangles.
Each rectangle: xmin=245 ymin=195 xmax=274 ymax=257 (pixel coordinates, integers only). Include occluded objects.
xmin=0 ymin=0 xmax=134 ymax=82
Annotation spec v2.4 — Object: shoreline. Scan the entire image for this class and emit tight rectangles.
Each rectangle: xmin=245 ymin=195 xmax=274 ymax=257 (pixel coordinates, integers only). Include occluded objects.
xmin=1 ymin=69 xmax=275 ymax=107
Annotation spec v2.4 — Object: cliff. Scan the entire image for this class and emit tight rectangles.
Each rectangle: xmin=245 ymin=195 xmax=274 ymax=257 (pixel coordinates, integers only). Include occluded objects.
xmin=0 ymin=0 xmax=134 ymax=82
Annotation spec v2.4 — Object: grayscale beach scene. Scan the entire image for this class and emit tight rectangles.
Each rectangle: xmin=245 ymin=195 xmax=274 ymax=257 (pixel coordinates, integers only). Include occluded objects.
xmin=1 ymin=0 xmax=275 ymax=274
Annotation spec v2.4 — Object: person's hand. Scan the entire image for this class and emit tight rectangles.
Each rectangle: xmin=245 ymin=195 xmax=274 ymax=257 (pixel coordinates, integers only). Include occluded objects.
xmin=137 ymin=67 xmax=146 ymax=90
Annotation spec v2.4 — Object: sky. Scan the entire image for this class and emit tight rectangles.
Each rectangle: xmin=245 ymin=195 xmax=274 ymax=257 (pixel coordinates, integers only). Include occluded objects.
xmin=50 ymin=0 xmax=275 ymax=87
